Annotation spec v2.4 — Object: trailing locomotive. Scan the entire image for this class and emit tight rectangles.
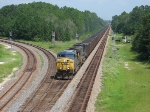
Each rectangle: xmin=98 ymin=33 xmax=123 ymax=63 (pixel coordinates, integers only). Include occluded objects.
xmin=55 ymin=25 xmax=109 ymax=79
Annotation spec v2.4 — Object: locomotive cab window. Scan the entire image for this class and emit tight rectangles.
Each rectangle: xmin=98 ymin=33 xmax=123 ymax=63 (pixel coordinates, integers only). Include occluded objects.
xmin=57 ymin=54 xmax=75 ymax=59
xmin=57 ymin=54 xmax=65 ymax=57
xmin=65 ymin=54 xmax=74 ymax=59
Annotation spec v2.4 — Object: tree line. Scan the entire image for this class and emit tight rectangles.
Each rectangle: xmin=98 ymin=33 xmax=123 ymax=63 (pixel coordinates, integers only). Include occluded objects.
xmin=111 ymin=5 xmax=150 ymax=60
xmin=0 ymin=2 xmax=106 ymax=41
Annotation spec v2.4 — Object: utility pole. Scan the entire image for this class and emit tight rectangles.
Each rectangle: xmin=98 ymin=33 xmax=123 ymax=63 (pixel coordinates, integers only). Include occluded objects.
xmin=112 ymin=31 xmax=117 ymax=56
xmin=112 ymin=31 xmax=116 ymax=45
xmin=113 ymin=33 xmax=116 ymax=45
xmin=9 ymin=31 xmax=13 ymax=49
xmin=52 ymin=31 xmax=55 ymax=46
xmin=76 ymin=32 xmax=78 ymax=43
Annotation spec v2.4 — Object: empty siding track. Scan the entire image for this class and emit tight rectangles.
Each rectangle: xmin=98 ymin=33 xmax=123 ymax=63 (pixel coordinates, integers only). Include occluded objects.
xmin=0 ymin=39 xmax=37 ymax=111
xmin=67 ymin=27 xmax=110 ymax=112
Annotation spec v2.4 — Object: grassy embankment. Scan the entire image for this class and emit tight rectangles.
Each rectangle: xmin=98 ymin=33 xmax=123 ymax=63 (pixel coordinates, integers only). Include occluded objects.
xmin=0 ymin=44 xmax=22 ymax=83
xmin=95 ymin=32 xmax=150 ymax=112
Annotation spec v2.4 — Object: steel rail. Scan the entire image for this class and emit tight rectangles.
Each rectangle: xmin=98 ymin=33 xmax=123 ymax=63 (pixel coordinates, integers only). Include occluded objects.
xmin=0 ymin=39 xmax=37 ymax=110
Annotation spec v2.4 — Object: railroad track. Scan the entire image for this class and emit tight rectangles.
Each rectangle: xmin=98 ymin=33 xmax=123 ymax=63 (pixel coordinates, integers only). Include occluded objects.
xmin=20 ymin=79 xmax=71 ymax=112
xmin=67 ymin=26 xmax=110 ymax=112
xmin=17 ymin=44 xmax=71 ymax=112
xmin=0 ymin=39 xmax=37 ymax=111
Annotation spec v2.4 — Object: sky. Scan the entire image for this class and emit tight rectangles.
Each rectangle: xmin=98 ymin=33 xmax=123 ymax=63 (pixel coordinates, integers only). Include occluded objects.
xmin=0 ymin=0 xmax=150 ymax=20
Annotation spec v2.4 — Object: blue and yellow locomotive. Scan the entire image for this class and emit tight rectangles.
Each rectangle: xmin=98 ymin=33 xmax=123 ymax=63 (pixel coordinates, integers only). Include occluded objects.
xmin=55 ymin=43 xmax=86 ymax=79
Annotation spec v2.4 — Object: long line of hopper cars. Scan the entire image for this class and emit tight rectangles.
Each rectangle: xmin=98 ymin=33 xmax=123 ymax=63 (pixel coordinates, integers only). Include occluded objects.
xmin=55 ymin=25 xmax=110 ymax=79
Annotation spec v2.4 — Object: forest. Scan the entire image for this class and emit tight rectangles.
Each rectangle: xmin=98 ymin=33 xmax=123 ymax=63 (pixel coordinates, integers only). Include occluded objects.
xmin=0 ymin=2 xmax=106 ymax=42
xmin=111 ymin=5 xmax=150 ymax=60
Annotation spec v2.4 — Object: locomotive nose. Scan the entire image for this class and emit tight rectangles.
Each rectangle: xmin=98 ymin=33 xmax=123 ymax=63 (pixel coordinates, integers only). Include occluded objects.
xmin=56 ymin=58 xmax=74 ymax=74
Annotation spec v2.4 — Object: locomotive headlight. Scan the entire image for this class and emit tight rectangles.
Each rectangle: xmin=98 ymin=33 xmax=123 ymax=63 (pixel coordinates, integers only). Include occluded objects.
xmin=67 ymin=67 xmax=70 ymax=71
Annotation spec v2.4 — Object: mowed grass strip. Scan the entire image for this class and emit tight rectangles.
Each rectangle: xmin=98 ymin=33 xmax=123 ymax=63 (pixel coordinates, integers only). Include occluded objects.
xmin=18 ymin=32 xmax=93 ymax=54
xmin=95 ymin=34 xmax=150 ymax=112
xmin=0 ymin=44 xmax=22 ymax=83
xmin=19 ymin=40 xmax=77 ymax=54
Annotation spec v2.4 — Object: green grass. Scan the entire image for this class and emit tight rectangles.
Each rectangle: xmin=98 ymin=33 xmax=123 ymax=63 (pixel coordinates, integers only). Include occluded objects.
xmin=19 ymin=40 xmax=77 ymax=54
xmin=95 ymin=33 xmax=150 ymax=112
xmin=18 ymin=32 xmax=93 ymax=54
xmin=0 ymin=44 xmax=22 ymax=82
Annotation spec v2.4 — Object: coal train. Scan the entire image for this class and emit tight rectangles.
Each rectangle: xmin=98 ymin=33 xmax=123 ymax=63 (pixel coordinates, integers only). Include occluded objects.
xmin=55 ymin=25 xmax=110 ymax=79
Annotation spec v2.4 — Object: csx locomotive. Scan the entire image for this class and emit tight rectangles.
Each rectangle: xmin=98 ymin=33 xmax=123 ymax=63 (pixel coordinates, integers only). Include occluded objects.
xmin=55 ymin=43 xmax=86 ymax=79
